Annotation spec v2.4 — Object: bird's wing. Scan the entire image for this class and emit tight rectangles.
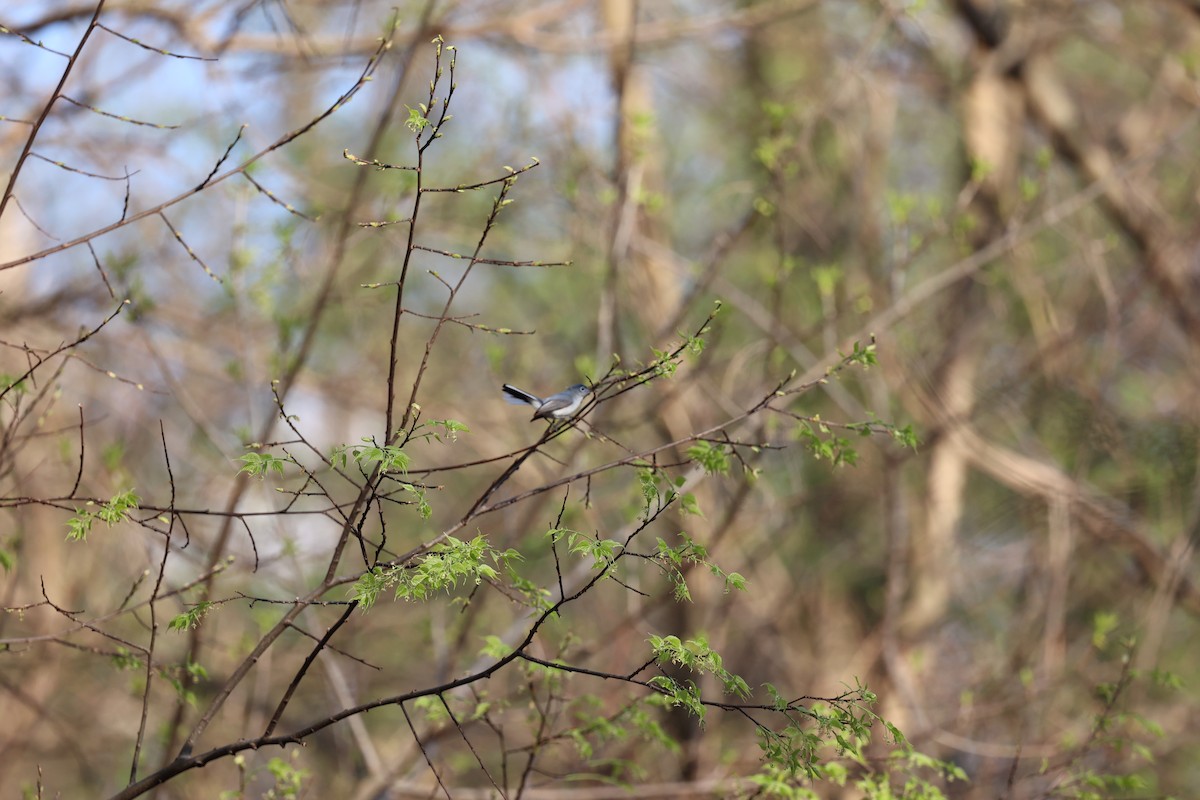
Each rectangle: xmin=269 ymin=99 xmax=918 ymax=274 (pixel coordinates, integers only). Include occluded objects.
xmin=502 ymin=384 xmax=541 ymax=406
xmin=532 ymin=392 xmax=578 ymax=418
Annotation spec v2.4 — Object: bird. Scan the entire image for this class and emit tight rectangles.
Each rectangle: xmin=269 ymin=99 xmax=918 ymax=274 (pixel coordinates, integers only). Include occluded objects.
xmin=502 ymin=383 xmax=591 ymax=421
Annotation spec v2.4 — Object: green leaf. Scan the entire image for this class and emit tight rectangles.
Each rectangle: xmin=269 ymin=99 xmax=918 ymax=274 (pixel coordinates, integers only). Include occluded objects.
xmin=1092 ymin=611 xmax=1120 ymax=650
xmin=724 ymin=571 xmax=747 ymax=592
xmin=169 ymin=601 xmax=214 ymax=631
xmin=648 ymin=633 xmax=750 ymax=703
xmin=567 ymin=534 xmax=622 ymax=569
xmin=354 ymin=536 xmax=505 ymax=605
xmin=404 ymin=105 xmax=430 ymax=132
xmin=842 ymin=339 xmax=877 ymax=368
xmin=685 ymin=442 xmax=730 ymax=476
xmin=427 ymin=418 xmax=469 ymax=442
xmin=637 ymin=467 xmax=660 ymax=503
xmin=97 ymin=488 xmax=140 ymax=524
xmin=330 ymin=445 xmax=349 ymax=468
xmin=66 ymin=511 xmax=93 ymax=541
xmin=794 ymin=420 xmax=858 ymax=467
xmin=399 ymin=482 xmax=432 ymax=518
xmin=111 ymin=647 xmax=141 ymax=671
xmin=237 ymin=452 xmax=288 ymax=479
xmin=66 ymin=489 xmax=140 ymax=541
xmin=349 ymin=440 xmax=410 ymax=473
xmin=480 ymin=635 xmax=512 ymax=659
xmin=679 ymin=492 xmax=703 ymax=517
xmin=350 ymin=567 xmax=389 ymax=612
xmin=412 ymin=695 xmax=450 ymax=724
xmin=890 ymin=423 xmax=919 ymax=451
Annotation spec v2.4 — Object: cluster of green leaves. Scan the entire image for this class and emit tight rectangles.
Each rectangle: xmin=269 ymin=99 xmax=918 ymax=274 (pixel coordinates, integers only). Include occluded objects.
xmin=654 ymin=534 xmax=746 ymax=601
xmin=220 ymin=753 xmax=308 ymax=800
xmin=634 ymin=463 xmax=706 ymax=521
xmin=753 ymin=99 xmax=797 ymax=175
xmin=607 ymin=467 xmax=743 ymax=600
xmin=330 ymin=439 xmax=410 ymax=474
xmin=0 ymin=372 xmax=26 ymax=397
xmin=168 ymin=600 xmax=215 ymax=631
xmin=793 ymin=418 xmax=862 ymax=467
xmin=1042 ymin=630 xmax=1179 ymax=800
xmin=738 ymin=620 xmax=1178 ymax=799
xmin=350 ymin=535 xmax=518 ymax=610
xmin=647 ymin=634 xmax=751 ymax=721
xmin=649 ymin=346 xmax=680 ymax=378
xmin=506 ymin=570 xmax=555 ymax=613
xmin=263 ymin=755 xmax=308 ymax=800
xmin=862 ymin=419 xmax=920 ymax=451
xmin=236 ymin=451 xmax=290 ymax=479
xmin=110 ymin=646 xmax=142 ymax=671
xmin=751 ymin=711 xmax=870 ymax=791
xmin=400 ymin=483 xmax=433 ymax=519
xmin=792 ymin=412 xmax=917 ymax=467
xmin=549 ymin=527 xmax=623 ymax=571
xmin=841 ymin=339 xmax=878 ymax=369
xmin=329 ymin=438 xmax=433 ymax=517
xmin=846 ymin=748 xmax=967 ymax=800
xmin=604 ymin=305 xmax=715 ymax=384
xmin=404 ymin=105 xmax=431 ymax=133
xmin=66 ymin=488 xmax=140 ymax=541
xmin=163 ymin=660 xmax=210 ymax=709
xmin=747 ymin=681 xmax=965 ymax=799
xmin=685 ymin=441 xmax=730 ymax=477
xmin=550 ymin=519 xmax=744 ymax=602
xmin=567 ymin=697 xmax=681 ymax=767
xmin=657 ymin=322 xmax=712 ymax=375
xmin=411 ymin=692 xmax=492 ymax=727
xmin=415 ymin=418 xmax=469 ymax=444
xmin=478 ymin=633 xmax=514 ymax=660
xmin=111 ymin=644 xmax=209 ymax=710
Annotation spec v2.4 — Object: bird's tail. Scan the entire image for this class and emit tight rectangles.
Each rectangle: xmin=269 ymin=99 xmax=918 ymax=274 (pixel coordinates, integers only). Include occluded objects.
xmin=501 ymin=384 xmax=540 ymax=406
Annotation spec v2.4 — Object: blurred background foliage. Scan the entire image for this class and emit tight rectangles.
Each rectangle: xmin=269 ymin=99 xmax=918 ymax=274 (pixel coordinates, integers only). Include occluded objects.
xmin=2 ymin=0 xmax=1199 ymax=797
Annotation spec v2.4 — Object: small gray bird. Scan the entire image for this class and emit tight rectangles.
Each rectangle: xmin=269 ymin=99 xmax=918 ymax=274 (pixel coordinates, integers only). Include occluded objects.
xmin=502 ymin=383 xmax=591 ymax=421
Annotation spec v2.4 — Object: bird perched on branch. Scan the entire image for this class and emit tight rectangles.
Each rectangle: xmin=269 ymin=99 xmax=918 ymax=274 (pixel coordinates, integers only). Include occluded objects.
xmin=502 ymin=383 xmax=591 ymax=421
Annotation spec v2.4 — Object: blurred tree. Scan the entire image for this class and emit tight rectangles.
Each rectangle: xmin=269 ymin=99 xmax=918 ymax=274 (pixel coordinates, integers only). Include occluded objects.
xmin=1 ymin=1 xmax=1197 ymax=798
